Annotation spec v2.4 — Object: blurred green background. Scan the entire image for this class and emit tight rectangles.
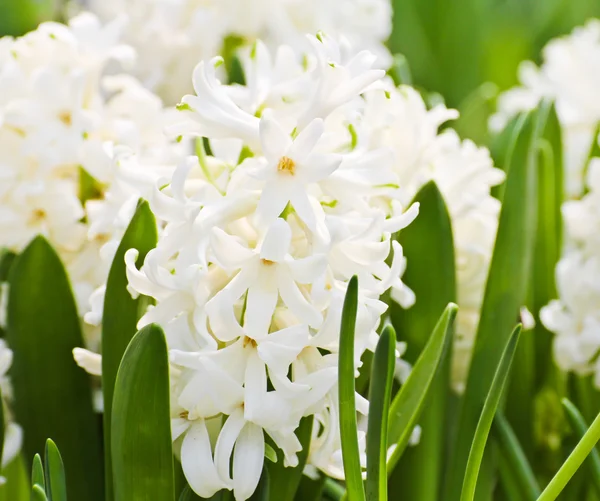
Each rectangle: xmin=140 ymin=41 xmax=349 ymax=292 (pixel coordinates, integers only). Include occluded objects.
xmin=389 ymin=0 xmax=600 ymax=143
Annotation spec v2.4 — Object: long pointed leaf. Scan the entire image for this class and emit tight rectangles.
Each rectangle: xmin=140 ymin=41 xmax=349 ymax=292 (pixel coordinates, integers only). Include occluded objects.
xmin=388 ymin=181 xmax=456 ymax=500
xmin=387 ymin=303 xmax=458 ymax=471
xmin=460 ymin=325 xmax=522 ymax=501
xmin=31 ymin=455 xmax=44 ymax=491
xmin=30 ymin=485 xmax=48 ymax=501
xmin=445 ymin=107 xmax=539 ymax=501
xmin=111 ymin=324 xmax=174 ymax=501
xmin=561 ymin=398 xmax=600 ymax=496
xmin=493 ymin=412 xmax=540 ymax=500
xmin=366 ymin=327 xmax=396 ymax=501
xmin=43 ymin=440 xmax=66 ymax=501
xmin=338 ymin=276 xmax=365 ymax=501
xmin=7 ymin=236 xmax=103 ymax=500
xmin=102 ymin=200 xmax=157 ymax=501
xmin=538 ymin=406 xmax=600 ymax=500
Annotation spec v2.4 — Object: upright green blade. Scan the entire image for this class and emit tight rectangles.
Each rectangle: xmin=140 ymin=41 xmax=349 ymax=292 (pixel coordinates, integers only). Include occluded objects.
xmin=43 ymin=440 xmax=66 ymax=501
xmin=387 ymin=303 xmax=458 ymax=471
xmin=7 ymin=236 xmax=103 ymax=500
xmin=492 ymin=412 xmax=540 ymax=500
xmin=111 ymin=324 xmax=175 ymax=501
xmin=506 ymin=101 xmax=563 ymax=456
xmin=338 ymin=276 xmax=365 ymax=501
xmin=538 ymin=405 xmax=600 ymax=500
xmin=388 ymin=181 xmax=456 ymax=501
xmin=460 ymin=326 xmax=522 ymax=501
xmin=267 ymin=416 xmax=314 ymax=501
xmin=445 ymin=107 xmax=539 ymax=501
xmin=366 ymin=327 xmax=396 ymax=501
xmin=102 ymin=200 xmax=157 ymax=501
xmin=31 ymin=455 xmax=45 ymax=491
xmin=562 ymin=399 xmax=600 ymax=496
xmin=30 ymin=485 xmax=48 ymax=501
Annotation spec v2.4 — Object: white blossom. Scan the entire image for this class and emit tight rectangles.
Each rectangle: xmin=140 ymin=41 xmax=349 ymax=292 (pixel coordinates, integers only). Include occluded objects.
xmin=491 ymin=20 xmax=600 ymax=198
xmin=126 ymin=35 xmax=410 ymax=500
xmin=82 ymin=0 xmax=392 ymax=104
xmin=541 ymin=159 xmax=600 ymax=386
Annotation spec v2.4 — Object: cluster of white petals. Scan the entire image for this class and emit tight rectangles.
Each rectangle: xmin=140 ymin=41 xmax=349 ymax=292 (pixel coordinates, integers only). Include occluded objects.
xmin=491 ymin=19 xmax=600 ymax=198
xmin=123 ymin=32 xmax=503 ymax=498
xmin=0 ymin=13 xmax=179 ymax=336
xmin=83 ymin=0 xmax=392 ymax=104
xmin=0 ymin=339 xmax=22 ymax=473
xmin=541 ymin=158 xmax=600 ymax=386
xmin=358 ymin=85 xmax=505 ymax=392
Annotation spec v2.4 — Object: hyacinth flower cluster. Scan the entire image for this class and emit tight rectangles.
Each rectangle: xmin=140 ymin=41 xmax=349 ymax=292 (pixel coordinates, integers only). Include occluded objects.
xmin=83 ymin=0 xmax=393 ymax=103
xmin=115 ymin=31 xmax=505 ymax=498
xmin=541 ymin=158 xmax=600 ymax=386
xmin=0 ymin=12 xmax=180 ymax=462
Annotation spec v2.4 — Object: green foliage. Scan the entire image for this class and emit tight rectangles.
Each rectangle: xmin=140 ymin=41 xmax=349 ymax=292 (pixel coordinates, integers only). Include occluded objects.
xmin=111 ymin=324 xmax=175 ymax=501
xmin=338 ymin=276 xmax=365 ymax=501
xmin=365 ymin=327 xmax=396 ymax=501
xmin=561 ymin=399 xmax=600 ymax=496
xmin=102 ymin=200 xmax=158 ymax=501
xmin=388 ymin=180 xmax=456 ymax=501
xmin=493 ymin=412 xmax=541 ymax=500
xmin=460 ymin=326 xmax=522 ymax=501
xmin=387 ymin=303 xmax=458 ymax=472
xmin=0 ymin=0 xmax=59 ymax=37
xmin=44 ymin=440 xmax=67 ymax=501
xmin=6 ymin=236 xmax=103 ymax=500
xmin=446 ymin=106 xmax=540 ymax=501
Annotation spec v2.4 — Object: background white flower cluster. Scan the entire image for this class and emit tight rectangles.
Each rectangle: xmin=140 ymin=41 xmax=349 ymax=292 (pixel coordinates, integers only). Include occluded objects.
xmin=82 ymin=0 xmax=393 ymax=104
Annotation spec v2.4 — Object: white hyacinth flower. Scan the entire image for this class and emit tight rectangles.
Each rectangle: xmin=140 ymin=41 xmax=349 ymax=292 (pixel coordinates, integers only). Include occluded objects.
xmin=82 ymin=0 xmax=392 ymax=104
xmin=541 ymin=159 xmax=600 ymax=386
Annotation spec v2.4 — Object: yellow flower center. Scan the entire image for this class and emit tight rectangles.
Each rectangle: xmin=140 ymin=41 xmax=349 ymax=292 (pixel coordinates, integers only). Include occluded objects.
xmin=58 ymin=111 xmax=72 ymax=126
xmin=29 ymin=209 xmax=47 ymax=224
xmin=277 ymin=156 xmax=296 ymax=175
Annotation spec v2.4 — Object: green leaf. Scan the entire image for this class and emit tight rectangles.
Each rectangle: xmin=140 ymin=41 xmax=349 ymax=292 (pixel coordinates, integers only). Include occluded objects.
xmin=0 ymin=455 xmax=28 ymax=501
xmin=31 ymin=455 xmax=45 ymax=490
xmin=30 ymin=485 xmax=48 ymax=501
xmin=111 ymin=324 xmax=174 ymax=501
xmin=538 ymin=405 xmax=600 ymax=500
xmin=0 ymin=0 xmax=58 ymax=37
xmin=7 ymin=236 xmax=103 ymax=500
xmin=460 ymin=325 xmax=522 ymax=501
xmin=387 ymin=303 xmax=458 ymax=471
xmin=102 ymin=200 xmax=157 ymax=501
xmin=366 ymin=326 xmax=396 ymax=501
xmin=561 ymin=399 xmax=600 ymax=496
xmin=43 ymin=440 xmax=66 ymax=501
xmin=493 ymin=412 xmax=541 ymax=500
xmin=338 ymin=276 xmax=365 ymax=501
xmin=267 ymin=416 xmax=313 ymax=501
xmin=445 ymin=107 xmax=539 ymax=501
xmin=387 ymin=180 xmax=456 ymax=501
xmin=506 ymin=102 xmax=563 ymax=457
xmin=0 ymin=387 xmax=4 ymax=470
